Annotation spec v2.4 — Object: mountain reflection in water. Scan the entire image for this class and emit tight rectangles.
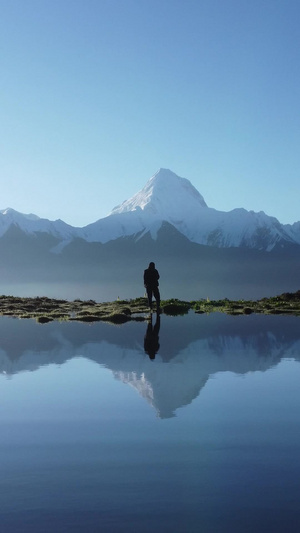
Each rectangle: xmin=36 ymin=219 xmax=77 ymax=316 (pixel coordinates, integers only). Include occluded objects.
xmin=0 ymin=313 xmax=299 ymax=419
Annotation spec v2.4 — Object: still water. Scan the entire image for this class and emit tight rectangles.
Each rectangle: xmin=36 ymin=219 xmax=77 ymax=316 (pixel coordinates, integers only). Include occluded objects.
xmin=0 ymin=312 xmax=300 ymax=532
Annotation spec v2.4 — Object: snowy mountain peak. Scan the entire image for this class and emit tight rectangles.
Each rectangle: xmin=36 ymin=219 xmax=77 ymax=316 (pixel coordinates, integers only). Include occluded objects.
xmin=0 ymin=207 xmax=79 ymax=242
xmin=110 ymin=168 xmax=207 ymax=218
xmin=1 ymin=169 xmax=300 ymax=252
xmin=0 ymin=208 xmax=40 ymax=221
xmin=79 ymin=168 xmax=298 ymax=249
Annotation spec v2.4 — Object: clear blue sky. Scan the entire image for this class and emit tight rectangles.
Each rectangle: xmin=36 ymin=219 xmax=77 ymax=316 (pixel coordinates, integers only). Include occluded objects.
xmin=1 ymin=0 xmax=299 ymax=227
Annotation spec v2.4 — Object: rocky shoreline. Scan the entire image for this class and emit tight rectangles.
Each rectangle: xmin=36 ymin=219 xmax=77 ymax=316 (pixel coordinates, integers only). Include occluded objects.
xmin=0 ymin=290 xmax=300 ymax=324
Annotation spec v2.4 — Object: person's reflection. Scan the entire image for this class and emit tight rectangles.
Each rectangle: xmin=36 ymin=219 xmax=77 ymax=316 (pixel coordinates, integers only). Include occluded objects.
xmin=144 ymin=313 xmax=160 ymax=360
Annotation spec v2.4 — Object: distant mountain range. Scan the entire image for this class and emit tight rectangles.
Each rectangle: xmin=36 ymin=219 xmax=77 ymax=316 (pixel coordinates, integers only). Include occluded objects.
xmin=1 ymin=168 xmax=300 ymax=251
xmin=1 ymin=169 xmax=300 ymax=300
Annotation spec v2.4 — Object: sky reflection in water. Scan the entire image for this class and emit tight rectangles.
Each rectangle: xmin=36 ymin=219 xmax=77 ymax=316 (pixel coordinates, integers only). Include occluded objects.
xmin=0 ymin=313 xmax=300 ymax=532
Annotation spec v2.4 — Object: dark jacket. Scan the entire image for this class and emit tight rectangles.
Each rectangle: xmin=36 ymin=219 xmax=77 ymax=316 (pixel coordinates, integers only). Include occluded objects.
xmin=144 ymin=267 xmax=160 ymax=288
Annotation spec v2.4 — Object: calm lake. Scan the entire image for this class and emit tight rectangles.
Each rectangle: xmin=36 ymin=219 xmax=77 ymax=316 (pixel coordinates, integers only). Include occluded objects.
xmin=0 ymin=312 xmax=300 ymax=532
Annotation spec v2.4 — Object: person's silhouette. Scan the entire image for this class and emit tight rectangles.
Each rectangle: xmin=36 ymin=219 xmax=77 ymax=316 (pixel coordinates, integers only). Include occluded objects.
xmin=144 ymin=314 xmax=160 ymax=360
xmin=144 ymin=261 xmax=160 ymax=312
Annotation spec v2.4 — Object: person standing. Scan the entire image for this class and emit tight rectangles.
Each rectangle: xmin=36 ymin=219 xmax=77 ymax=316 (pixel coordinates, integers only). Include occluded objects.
xmin=144 ymin=261 xmax=160 ymax=312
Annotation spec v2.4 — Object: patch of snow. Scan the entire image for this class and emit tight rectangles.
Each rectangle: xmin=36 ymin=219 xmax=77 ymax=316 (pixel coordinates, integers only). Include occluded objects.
xmin=50 ymin=240 xmax=73 ymax=254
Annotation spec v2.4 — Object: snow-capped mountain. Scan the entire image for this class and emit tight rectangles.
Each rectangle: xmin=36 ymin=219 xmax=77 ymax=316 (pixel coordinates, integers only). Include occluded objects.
xmin=0 ymin=169 xmax=299 ymax=252
xmin=111 ymin=168 xmax=208 ymax=215
xmin=284 ymin=220 xmax=300 ymax=245
xmin=79 ymin=168 xmax=297 ymax=251
xmin=0 ymin=207 xmax=79 ymax=241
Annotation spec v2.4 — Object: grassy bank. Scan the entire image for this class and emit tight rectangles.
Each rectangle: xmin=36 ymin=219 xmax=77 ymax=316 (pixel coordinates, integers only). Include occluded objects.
xmin=0 ymin=290 xmax=300 ymax=324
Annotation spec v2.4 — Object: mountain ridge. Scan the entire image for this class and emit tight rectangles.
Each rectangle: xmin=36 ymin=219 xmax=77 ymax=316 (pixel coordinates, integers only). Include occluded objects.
xmin=1 ymin=168 xmax=299 ymax=252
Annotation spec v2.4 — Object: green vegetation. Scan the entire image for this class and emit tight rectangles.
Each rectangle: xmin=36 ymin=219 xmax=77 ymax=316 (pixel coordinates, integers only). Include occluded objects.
xmin=0 ymin=291 xmax=299 ymax=324
xmin=161 ymin=299 xmax=190 ymax=316
xmin=192 ymin=291 xmax=300 ymax=315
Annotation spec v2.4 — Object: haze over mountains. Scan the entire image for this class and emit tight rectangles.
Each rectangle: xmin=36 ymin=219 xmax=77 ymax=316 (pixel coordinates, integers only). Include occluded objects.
xmin=1 ymin=169 xmax=299 ymax=301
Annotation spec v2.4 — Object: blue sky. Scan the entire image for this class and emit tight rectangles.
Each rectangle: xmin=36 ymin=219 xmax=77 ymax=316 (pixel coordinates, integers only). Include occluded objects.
xmin=1 ymin=0 xmax=300 ymax=226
